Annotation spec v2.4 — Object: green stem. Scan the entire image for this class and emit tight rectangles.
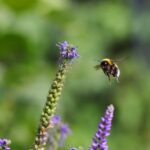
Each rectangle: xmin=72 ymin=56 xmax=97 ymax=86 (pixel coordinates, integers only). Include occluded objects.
xmin=33 ymin=62 xmax=68 ymax=150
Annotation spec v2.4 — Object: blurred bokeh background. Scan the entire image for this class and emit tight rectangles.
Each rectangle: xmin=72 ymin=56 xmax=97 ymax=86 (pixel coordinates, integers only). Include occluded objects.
xmin=0 ymin=0 xmax=150 ymax=149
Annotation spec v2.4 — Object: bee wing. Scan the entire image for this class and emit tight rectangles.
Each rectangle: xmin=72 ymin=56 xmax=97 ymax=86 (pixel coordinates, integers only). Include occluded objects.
xmin=112 ymin=59 xmax=122 ymax=64
xmin=112 ymin=57 xmax=127 ymax=63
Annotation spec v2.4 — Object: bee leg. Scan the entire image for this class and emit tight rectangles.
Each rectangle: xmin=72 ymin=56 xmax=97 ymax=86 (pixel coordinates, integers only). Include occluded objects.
xmin=107 ymin=74 xmax=111 ymax=85
xmin=116 ymin=77 xmax=119 ymax=83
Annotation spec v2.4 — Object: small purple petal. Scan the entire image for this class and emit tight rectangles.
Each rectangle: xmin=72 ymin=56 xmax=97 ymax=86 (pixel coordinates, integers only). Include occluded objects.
xmin=51 ymin=115 xmax=61 ymax=125
xmin=58 ymin=41 xmax=68 ymax=51
xmin=99 ymin=123 xmax=105 ymax=129
xmin=57 ymin=41 xmax=79 ymax=60
xmin=61 ymin=124 xmax=70 ymax=136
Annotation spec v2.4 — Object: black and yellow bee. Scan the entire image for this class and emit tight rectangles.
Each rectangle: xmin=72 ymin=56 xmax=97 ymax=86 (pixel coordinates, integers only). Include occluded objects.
xmin=95 ymin=58 xmax=120 ymax=83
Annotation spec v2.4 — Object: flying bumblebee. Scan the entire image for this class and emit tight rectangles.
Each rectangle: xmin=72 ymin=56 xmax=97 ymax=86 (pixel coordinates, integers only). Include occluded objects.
xmin=95 ymin=58 xmax=120 ymax=83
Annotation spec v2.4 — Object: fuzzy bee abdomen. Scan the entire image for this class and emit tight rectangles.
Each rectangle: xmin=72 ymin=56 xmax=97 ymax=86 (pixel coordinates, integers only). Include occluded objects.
xmin=110 ymin=64 xmax=120 ymax=78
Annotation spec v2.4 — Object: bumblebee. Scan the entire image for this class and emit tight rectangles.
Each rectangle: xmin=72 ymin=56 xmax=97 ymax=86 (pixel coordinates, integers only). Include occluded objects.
xmin=95 ymin=58 xmax=120 ymax=83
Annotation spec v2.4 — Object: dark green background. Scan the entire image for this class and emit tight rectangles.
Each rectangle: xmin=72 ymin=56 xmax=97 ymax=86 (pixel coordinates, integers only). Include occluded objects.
xmin=0 ymin=0 xmax=150 ymax=149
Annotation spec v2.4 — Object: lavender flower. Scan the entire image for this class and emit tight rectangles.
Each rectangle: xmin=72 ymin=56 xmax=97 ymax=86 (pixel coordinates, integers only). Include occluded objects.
xmin=57 ymin=41 xmax=79 ymax=60
xmin=0 ymin=139 xmax=11 ymax=150
xmin=89 ymin=104 xmax=114 ymax=150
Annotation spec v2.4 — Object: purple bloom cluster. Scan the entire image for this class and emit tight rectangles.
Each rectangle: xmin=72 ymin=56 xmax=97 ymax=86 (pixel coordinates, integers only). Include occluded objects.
xmin=0 ymin=139 xmax=11 ymax=150
xmin=48 ymin=115 xmax=71 ymax=148
xmin=89 ymin=105 xmax=114 ymax=150
xmin=57 ymin=41 xmax=79 ymax=60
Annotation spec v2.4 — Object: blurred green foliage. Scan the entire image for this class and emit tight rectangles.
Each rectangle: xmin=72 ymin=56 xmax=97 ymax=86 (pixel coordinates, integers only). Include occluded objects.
xmin=0 ymin=0 xmax=150 ymax=149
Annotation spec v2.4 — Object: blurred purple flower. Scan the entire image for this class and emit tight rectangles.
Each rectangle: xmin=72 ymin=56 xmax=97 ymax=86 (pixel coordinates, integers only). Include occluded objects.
xmin=59 ymin=123 xmax=71 ymax=147
xmin=0 ymin=139 xmax=11 ymax=150
xmin=70 ymin=147 xmax=77 ymax=150
xmin=61 ymin=124 xmax=70 ymax=137
xmin=89 ymin=105 xmax=114 ymax=150
xmin=51 ymin=115 xmax=61 ymax=125
xmin=47 ymin=115 xmax=71 ymax=149
xmin=57 ymin=41 xmax=79 ymax=60
xmin=58 ymin=41 xmax=68 ymax=51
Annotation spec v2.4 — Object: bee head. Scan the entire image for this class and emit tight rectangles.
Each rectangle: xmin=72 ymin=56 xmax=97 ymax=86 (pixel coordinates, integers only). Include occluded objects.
xmin=100 ymin=60 xmax=109 ymax=69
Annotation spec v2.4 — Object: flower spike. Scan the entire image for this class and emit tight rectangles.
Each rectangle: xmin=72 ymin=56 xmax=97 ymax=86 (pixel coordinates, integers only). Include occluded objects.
xmin=33 ymin=41 xmax=78 ymax=150
xmin=89 ymin=104 xmax=114 ymax=150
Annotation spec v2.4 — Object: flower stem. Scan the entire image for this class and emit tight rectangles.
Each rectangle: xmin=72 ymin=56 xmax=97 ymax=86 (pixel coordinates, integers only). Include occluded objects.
xmin=33 ymin=62 xmax=68 ymax=150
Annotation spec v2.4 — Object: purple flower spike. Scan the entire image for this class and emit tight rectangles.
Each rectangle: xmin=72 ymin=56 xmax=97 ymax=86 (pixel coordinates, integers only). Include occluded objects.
xmin=89 ymin=104 xmax=114 ymax=150
xmin=57 ymin=41 xmax=79 ymax=60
